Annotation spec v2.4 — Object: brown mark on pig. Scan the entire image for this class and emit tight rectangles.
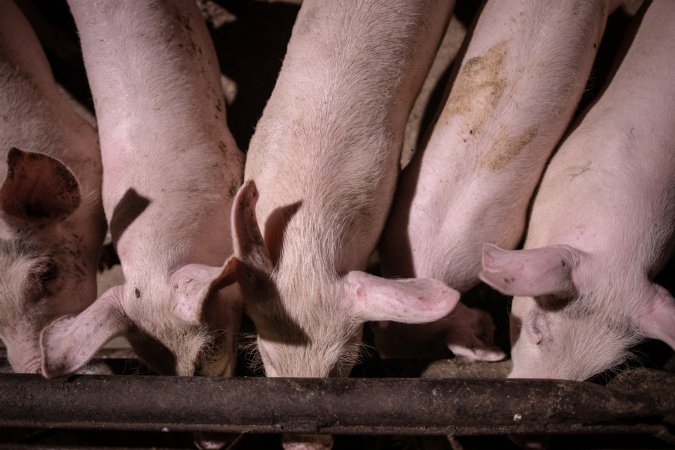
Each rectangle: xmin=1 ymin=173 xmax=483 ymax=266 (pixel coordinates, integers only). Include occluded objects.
xmin=568 ymin=162 xmax=592 ymax=181
xmin=441 ymin=40 xmax=509 ymax=132
xmin=482 ymin=126 xmax=537 ymax=171
xmin=227 ymin=178 xmax=239 ymax=198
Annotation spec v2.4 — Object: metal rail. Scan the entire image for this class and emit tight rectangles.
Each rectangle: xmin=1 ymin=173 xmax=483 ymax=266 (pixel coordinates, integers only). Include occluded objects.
xmin=0 ymin=368 xmax=673 ymax=438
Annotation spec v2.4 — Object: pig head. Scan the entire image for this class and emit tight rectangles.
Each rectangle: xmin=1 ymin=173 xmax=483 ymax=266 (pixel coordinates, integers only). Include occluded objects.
xmin=481 ymin=244 xmax=675 ymax=380
xmin=227 ymin=180 xmax=459 ymax=378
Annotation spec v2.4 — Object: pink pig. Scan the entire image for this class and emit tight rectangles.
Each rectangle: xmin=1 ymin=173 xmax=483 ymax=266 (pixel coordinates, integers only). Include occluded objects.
xmin=40 ymin=0 xmax=244 ymax=378
xmin=480 ymin=1 xmax=675 ymax=380
xmin=0 ymin=1 xmax=105 ymax=373
xmin=223 ymin=0 xmax=457 ymax=377
xmin=375 ymin=0 xmax=614 ymax=361
xmin=228 ymin=2 xmax=459 ymax=447
xmin=229 ymin=0 xmax=458 ymax=380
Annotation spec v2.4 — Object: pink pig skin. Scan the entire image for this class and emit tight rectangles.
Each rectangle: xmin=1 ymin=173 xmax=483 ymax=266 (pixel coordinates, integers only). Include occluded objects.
xmin=40 ymin=0 xmax=244 ymax=378
xmin=375 ymin=0 xmax=613 ymax=361
xmin=0 ymin=1 xmax=105 ymax=373
xmin=480 ymin=1 xmax=675 ymax=381
xmin=228 ymin=0 xmax=458 ymax=380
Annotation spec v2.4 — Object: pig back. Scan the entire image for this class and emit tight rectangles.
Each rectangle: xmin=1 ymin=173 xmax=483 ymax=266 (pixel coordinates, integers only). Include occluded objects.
xmin=68 ymin=0 xmax=243 ymax=271
xmin=245 ymin=0 xmax=453 ymax=272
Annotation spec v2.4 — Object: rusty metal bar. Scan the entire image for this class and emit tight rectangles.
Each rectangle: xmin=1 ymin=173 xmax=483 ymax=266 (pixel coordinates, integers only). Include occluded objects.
xmin=0 ymin=369 xmax=673 ymax=436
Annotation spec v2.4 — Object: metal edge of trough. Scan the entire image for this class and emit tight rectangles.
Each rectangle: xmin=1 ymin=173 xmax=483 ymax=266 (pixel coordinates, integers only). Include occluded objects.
xmin=0 ymin=368 xmax=673 ymax=436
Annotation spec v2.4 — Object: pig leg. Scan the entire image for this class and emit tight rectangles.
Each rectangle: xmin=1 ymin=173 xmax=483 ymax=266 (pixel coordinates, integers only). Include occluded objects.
xmin=445 ymin=303 xmax=504 ymax=362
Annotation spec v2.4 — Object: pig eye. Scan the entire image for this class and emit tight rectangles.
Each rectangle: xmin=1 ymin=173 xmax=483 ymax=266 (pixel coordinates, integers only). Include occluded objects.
xmin=531 ymin=325 xmax=543 ymax=345
xmin=527 ymin=311 xmax=547 ymax=345
xmin=38 ymin=260 xmax=59 ymax=286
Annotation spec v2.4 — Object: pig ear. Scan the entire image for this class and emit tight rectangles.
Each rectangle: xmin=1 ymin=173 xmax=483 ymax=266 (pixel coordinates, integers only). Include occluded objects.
xmin=231 ymin=179 xmax=274 ymax=273
xmin=638 ymin=284 xmax=675 ymax=349
xmin=1 ymin=148 xmax=81 ymax=223
xmin=170 ymin=256 xmax=240 ymax=325
xmin=344 ymin=271 xmax=460 ymax=323
xmin=479 ymin=243 xmax=580 ymax=297
xmin=40 ymin=286 xmax=128 ymax=378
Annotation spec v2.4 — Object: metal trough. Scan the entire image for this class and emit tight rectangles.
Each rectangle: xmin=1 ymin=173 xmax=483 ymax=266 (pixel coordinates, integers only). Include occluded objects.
xmin=0 ymin=368 xmax=673 ymax=439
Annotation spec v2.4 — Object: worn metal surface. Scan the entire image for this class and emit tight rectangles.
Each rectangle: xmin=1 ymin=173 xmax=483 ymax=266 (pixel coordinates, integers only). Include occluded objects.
xmin=0 ymin=369 xmax=673 ymax=437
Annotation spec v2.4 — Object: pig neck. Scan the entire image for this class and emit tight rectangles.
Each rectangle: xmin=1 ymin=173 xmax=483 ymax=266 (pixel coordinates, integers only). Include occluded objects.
xmin=387 ymin=0 xmax=611 ymax=287
xmin=69 ymin=0 xmax=242 ymax=280
xmin=101 ymin=133 xmax=238 ymax=277
xmin=79 ymin=24 xmax=241 ymax=278
xmin=246 ymin=0 xmax=447 ymax=273
xmin=524 ymin=80 xmax=675 ymax=277
xmin=519 ymin=110 xmax=674 ymax=336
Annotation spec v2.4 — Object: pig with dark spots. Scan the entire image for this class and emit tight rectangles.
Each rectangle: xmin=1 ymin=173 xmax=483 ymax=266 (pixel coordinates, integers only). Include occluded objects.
xmin=480 ymin=1 xmax=675 ymax=381
xmin=375 ymin=0 xmax=613 ymax=361
xmin=0 ymin=1 xmax=105 ymax=374
xmin=40 ymin=0 xmax=244 ymax=380
xmin=225 ymin=1 xmax=458 ymax=448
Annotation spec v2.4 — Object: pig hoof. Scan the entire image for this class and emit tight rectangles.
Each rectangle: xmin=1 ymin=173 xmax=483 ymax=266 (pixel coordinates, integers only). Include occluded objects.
xmin=448 ymin=343 xmax=506 ymax=362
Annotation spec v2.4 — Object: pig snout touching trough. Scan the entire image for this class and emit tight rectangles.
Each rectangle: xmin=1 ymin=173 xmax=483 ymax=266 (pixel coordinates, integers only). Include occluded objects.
xmin=39 ymin=0 xmax=244 ymax=379
xmin=480 ymin=1 xmax=675 ymax=381
xmin=0 ymin=0 xmax=105 ymax=373
xmin=375 ymin=0 xmax=613 ymax=361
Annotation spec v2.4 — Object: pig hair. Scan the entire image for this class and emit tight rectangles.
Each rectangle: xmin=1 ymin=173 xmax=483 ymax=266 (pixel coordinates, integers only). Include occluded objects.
xmin=537 ymin=259 xmax=649 ymax=380
xmin=0 ymin=236 xmax=50 ymax=313
xmin=165 ymin=322 xmax=211 ymax=376
xmin=546 ymin=311 xmax=640 ymax=381
xmin=123 ymin=280 xmax=212 ymax=376
xmin=335 ymin=338 xmax=369 ymax=375
xmin=238 ymin=332 xmax=264 ymax=374
xmin=194 ymin=326 xmax=229 ymax=374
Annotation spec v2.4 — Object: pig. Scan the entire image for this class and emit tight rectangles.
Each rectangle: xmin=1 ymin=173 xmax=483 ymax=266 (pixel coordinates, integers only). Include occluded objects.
xmin=232 ymin=0 xmax=458 ymax=377
xmin=0 ymin=0 xmax=105 ymax=373
xmin=479 ymin=0 xmax=675 ymax=381
xmin=40 ymin=0 xmax=244 ymax=378
xmin=375 ymin=0 xmax=614 ymax=361
xmin=228 ymin=2 xmax=460 ymax=447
